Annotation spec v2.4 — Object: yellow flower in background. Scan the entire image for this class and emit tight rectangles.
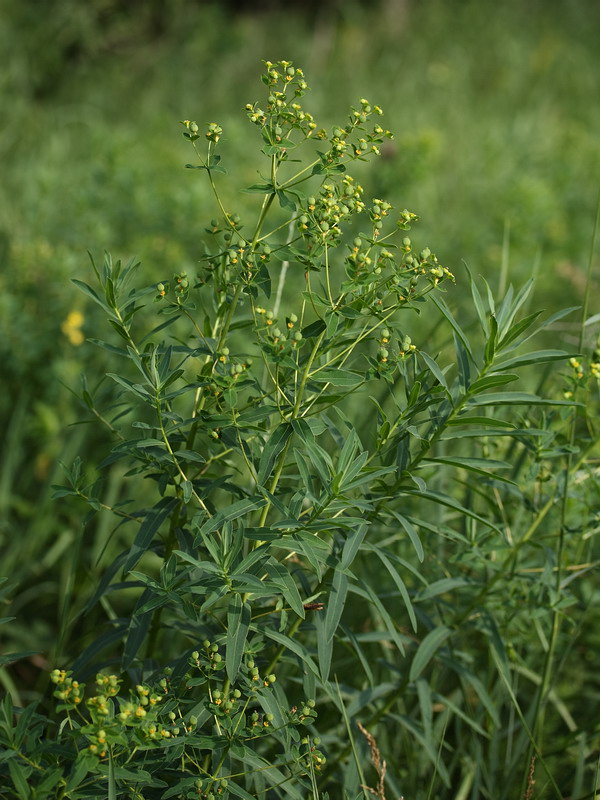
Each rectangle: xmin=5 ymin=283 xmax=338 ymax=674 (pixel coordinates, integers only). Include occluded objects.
xmin=61 ymin=310 xmax=85 ymax=345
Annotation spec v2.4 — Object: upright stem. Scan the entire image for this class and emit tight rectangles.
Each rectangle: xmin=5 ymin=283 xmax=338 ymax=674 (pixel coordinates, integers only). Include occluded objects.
xmin=249 ymin=328 xmax=329 ymax=556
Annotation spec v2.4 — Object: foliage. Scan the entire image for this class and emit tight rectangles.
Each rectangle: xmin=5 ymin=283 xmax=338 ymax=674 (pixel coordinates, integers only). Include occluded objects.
xmin=2 ymin=57 xmax=600 ymax=800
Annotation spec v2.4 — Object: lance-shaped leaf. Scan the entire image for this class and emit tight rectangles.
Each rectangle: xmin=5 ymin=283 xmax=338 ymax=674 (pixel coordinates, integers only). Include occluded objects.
xmin=124 ymin=497 xmax=179 ymax=574
xmin=309 ymin=367 xmax=363 ymax=387
xmin=325 ymin=567 xmax=349 ymax=643
xmin=265 ymin=560 xmax=305 ymax=618
xmin=410 ymin=625 xmax=452 ymax=682
xmin=431 ymin=294 xmax=474 ymax=360
xmin=420 ymin=351 xmax=450 ymax=393
xmin=401 ymin=488 xmax=501 ymax=533
xmin=493 ymin=349 xmax=570 ymax=371
xmin=257 ymin=423 xmax=293 ymax=488
xmin=226 ymin=594 xmax=251 ymax=682
xmin=194 ymin=496 xmax=266 ymax=544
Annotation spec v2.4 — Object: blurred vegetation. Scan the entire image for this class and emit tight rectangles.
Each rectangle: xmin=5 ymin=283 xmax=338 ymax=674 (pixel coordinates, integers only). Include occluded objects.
xmin=1 ymin=0 xmax=599 ymax=760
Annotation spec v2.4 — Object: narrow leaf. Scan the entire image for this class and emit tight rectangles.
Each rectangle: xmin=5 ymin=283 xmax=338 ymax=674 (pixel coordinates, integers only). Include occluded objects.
xmin=484 ymin=315 xmax=498 ymax=365
xmin=493 ymin=349 xmax=570 ymax=371
xmin=325 ymin=567 xmax=349 ymax=642
xmin=195 ymin=497 xmax=266 ymax=542
xmin=468 ymin=392 xmax=580 ymax=407
xmin=420 ymin=352 xmax=450 ymax=392
xmin=410 ymin=626 xmax=452 ymax=682
xmin=265 ymin=561 xmax=305 ymax=618
xmin=226 ymin=594 xmax=251 ymax=682
xmin=430 ymin=294 xmax=473 ymax=359
xmin=124 ymin=497 xmax=178 ymax=574
xmin=257 ymin=423 xmax=293 ymax=487
xmin=402 ymin=488 xmax=501 ymax=533
xmin=310 ymin=367 xmax=363 ymax=387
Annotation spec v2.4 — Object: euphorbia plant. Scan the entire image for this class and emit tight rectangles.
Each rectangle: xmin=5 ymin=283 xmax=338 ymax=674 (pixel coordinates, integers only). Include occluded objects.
xmin=7 ymin=59 xmax=583 ymax=799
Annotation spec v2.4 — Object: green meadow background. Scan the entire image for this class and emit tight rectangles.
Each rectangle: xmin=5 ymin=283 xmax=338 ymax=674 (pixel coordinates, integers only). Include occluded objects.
xmin=1 ymin=0 xmax=599 ymax=752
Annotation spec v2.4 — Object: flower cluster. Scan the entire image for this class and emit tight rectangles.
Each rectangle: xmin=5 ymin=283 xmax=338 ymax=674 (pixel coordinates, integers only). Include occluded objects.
xmin=52 ymin=668 xmax=215 ymax=755
xmin=186 ymin=643 xmax=319 ymax=745
xmin=366 ymin=325 xmax=417 ymax=382
xmin=299 ymin=734 xmax=327 ymax=772
xmin=254 ymin=307 xmax=303 ymax=363
xmin=245 ymin=60 xmax=316 ymax=146
xmin=297 ymin=176 xmax=366 ymax=243
xmin=563 ymin=352 xmax=600 ymax=398
xmin=194 ymin=777 xmax=229 ymax=800
xmin=319 ymin=97 xmax=392 ymax=169
xmin=50 ymin=668 xmax=85 ymax=706
xmin=342 ymin=227 xmax=452 ymax=312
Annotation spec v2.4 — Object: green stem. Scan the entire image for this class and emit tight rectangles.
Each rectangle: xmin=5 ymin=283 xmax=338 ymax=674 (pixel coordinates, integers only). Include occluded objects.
xmin=185 ymin=161 xmax=279 ymax=452
xmin=157 ymin=400 xmax=210 ymax=514
xmin=250 ymin=329 xmax=327 ymax=552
